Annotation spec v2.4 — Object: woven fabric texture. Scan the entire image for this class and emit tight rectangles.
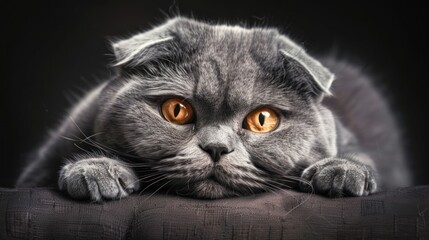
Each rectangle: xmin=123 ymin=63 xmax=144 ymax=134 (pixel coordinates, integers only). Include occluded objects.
xmin=0 ymin=187 xmax=428 ymax=239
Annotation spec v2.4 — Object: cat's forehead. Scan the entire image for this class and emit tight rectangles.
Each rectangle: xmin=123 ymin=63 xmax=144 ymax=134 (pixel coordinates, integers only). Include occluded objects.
xmin=193 ymin=52 xmax=260 ymax=112
xmin=188 ymin=27 xmax=284 ymax=112
xmin=191 ymin=24 xmax=281 ymax=60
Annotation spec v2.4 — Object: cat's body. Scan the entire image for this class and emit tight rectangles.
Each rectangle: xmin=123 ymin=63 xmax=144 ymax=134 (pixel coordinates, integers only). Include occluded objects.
xmin=17 ymin=18 xmax=411 ymax=201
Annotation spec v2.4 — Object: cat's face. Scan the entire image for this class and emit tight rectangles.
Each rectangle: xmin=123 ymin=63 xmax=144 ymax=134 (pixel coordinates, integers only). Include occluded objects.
xmin=95 ymin=18 xmax=337 ymax=198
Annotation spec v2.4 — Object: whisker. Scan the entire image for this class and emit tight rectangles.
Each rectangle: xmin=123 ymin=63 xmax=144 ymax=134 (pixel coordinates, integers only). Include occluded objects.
xmin=68 ymin=131 xmax=142 ymax=160
xmin=123 ymin=172 xmax=162 ymax=190
xmin=282 ymin=190 xmax=313 ymax=217
xmin=66 ymin=117 xmax=141 ymax=159
xmin=142 ymin=179 xmax=174 ymax=202
xmin=60 ymin=135 xmax=79 ymax=142
xmin=69 ymin=116 xmax=88 ymax=138
xmin=139 ymin=176 xmax=170 ymax=195
xmin=79 ymin=132 xmax=105 ymax=144
xmin=119 ymin=163 xmax=151 ymax=168
xmin=136 ymin=172 xmax=166 ymax=182
xmin=266 ymin=181 xmax=300 ymax=203
xmin=73 ymin=143 xmax=91 ymax=155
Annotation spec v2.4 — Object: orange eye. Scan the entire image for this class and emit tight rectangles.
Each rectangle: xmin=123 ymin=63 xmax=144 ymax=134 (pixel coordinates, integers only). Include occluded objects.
xmin=244 ymin=107 xmax=279 ymax=133
xmin=161 ymin=98 xmax=194 ymax=125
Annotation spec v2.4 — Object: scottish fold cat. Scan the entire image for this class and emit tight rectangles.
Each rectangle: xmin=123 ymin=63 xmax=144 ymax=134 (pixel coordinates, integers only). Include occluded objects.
xmin=17 ymin=17 xmax=411 ymax=201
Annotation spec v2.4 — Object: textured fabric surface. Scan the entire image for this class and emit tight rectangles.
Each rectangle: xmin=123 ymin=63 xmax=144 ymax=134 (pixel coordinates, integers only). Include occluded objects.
xmin=0 ymin=187 xmax=428 ymax=240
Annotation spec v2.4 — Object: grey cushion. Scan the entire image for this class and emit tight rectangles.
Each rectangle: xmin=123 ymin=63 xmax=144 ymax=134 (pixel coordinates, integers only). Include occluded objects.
xmin=0 ymin=187 xmax=428 ymax=239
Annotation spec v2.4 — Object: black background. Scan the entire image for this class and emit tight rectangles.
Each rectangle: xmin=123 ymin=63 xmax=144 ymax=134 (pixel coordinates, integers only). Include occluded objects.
xmin=2 ymin=1 xmax=428 ymax=187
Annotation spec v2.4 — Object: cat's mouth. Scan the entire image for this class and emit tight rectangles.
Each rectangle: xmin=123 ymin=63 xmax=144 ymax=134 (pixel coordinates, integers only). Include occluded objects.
xmin=204 ymin=169 xmax=231 ymax=187
xmin=192 ymin=177 xmax=236 ymax=199
xmin=207 ymin=172 xmax=220 ymax=182
xmin=175 ymin=165 xmax=248 ymax=199
xmin=203 ymin=172 xmax=225 ymax=188
xmin=186 ymin=170 xmax=239 ymax=199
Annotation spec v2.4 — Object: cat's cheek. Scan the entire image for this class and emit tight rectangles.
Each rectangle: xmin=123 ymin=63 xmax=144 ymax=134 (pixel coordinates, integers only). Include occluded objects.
xmin=125 ymin=120 xmax=195 ymax=159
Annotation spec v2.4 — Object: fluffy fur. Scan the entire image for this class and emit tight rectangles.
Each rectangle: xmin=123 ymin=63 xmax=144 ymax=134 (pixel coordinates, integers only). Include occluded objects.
xmin=17 ymin=17 xmax=411 ymax=201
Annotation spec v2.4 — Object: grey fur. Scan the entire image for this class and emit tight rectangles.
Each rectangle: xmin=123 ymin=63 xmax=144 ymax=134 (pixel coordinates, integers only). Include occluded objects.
xmin=16 ymin=17 xmax=411 ymax=201
xmin=58 ymin=157 xmax=139 ymax=201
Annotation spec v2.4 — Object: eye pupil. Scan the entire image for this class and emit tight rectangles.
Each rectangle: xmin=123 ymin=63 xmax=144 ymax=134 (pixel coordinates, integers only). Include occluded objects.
xmin=162 ymin=98 xmax=194 ymax=125
xmin=258 ymin=113 xmax=265 ymax=126
xmin=244 ymin=108 xmax=278 ymax=133
xmin=173 ymin=104 xmax=181 ymax=118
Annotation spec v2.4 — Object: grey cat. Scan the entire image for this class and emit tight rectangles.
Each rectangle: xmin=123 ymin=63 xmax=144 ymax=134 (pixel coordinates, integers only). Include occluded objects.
xmin=17 ymin=17 xmax=412 ymax=201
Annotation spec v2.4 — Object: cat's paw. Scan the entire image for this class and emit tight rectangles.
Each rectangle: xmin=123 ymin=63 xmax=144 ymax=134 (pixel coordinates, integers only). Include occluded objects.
xmin=299 ymin=158 xmax=377 ymax=197
xmin=58 ymin=158 xmax=140 ymax=202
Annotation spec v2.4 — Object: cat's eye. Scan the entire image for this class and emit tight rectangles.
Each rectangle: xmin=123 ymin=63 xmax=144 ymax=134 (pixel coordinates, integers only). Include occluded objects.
xmin=161 ymin=98 xmax=194 ymax=125
xmin=243 ymin=107 xmax=279 ymax=133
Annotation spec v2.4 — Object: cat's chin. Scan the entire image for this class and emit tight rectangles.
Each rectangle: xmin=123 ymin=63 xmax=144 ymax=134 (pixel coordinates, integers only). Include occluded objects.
xmin=191 ymin=179 xmax=239 ymax=199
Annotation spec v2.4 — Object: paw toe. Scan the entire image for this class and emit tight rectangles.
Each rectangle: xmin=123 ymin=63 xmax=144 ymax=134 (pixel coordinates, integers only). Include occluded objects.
xmin=59 ymin=159 xmax=138 ymax=202
xmin=300 ymin=158 xmax=377 ymax=198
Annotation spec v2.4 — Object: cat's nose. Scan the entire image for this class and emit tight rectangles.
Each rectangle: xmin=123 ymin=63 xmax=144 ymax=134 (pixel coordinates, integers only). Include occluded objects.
xmin=199 ymin=144 xmax=232 ymax=162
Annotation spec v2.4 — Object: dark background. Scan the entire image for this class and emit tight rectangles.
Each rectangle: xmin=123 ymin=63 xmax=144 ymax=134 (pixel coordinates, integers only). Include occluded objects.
xmin=2 ymin=1 xmax=428 ymax=187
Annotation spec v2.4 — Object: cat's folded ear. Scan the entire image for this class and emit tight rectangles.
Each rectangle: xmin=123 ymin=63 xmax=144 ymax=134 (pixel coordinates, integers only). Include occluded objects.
xmin=278 ymin=36 xmax=335 ymax=96
xmin=111 ymin=18 xmax=185 ymax=68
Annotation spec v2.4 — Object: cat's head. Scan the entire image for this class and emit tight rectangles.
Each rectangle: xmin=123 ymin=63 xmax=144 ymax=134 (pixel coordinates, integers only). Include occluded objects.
xmin=95 ymin=17 xmax=337 ymax=198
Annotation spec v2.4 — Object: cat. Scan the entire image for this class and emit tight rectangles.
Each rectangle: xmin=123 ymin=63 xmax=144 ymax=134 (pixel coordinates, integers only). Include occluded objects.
xmin=16 ymin=17 xmax=412 ymax=201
